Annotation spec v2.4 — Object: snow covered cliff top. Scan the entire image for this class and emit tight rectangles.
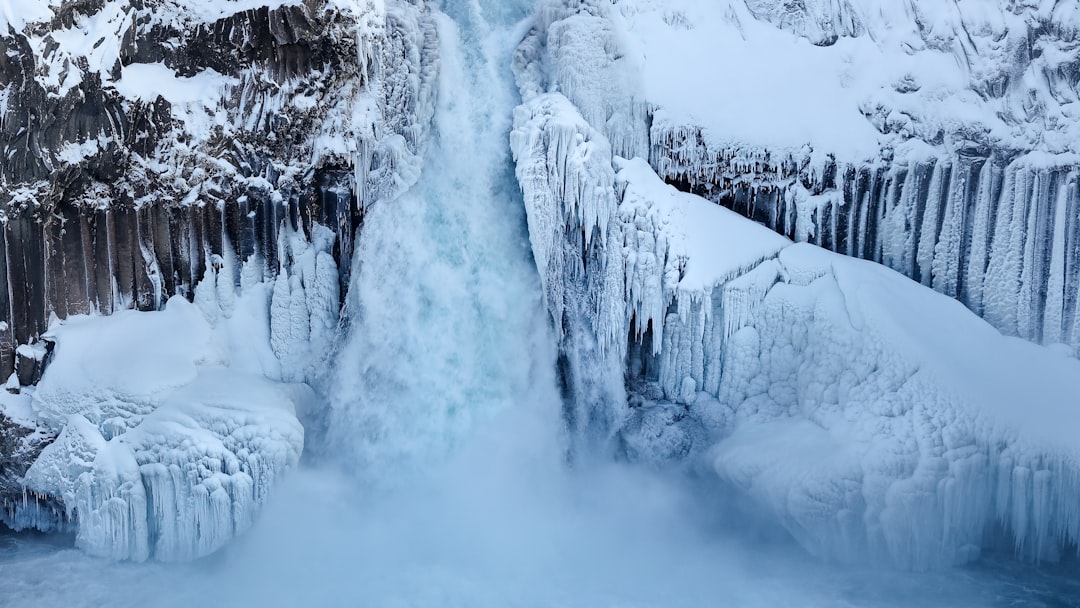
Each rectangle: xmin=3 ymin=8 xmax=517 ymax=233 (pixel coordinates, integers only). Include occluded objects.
xmin=612 ymin=0 xmax=1080 ymax=160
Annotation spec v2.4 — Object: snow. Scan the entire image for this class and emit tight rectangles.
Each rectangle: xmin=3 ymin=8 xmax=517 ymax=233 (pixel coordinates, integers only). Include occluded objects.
xmin=0 ymin=0 xmax=54 ymax=31
xmin=31 ymin=299 xmax=214 ymax=434
xmin=512 ymin=3 xmax=1080 ymax=565
xmin=621 ymin=1 xmax=889 ymax=160
xmin=22 ymin=292 xmax=305 ymax=561
xmin=114 ymin=64 xmax=236 ymax=107
xmin=613 ymin=0 xmax=1080 ymax=158
xmin=0 ymin=392 xmax=37 ymax=426
xmin=616 ymin=157 xmax=789 ymax=293
xmin=607 ymin=160 xmax=1080 ymax=567
xmin=179 ymin=0 xmax=305 ymax=24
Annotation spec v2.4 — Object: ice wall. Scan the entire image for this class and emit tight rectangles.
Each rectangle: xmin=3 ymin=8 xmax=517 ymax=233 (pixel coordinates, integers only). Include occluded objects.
xmin=650 ymin=133 xmax=1080 ymax=355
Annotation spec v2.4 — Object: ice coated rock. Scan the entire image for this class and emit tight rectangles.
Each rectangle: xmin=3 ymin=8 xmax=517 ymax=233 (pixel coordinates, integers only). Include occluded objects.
xmin=510 ymin=92 xmax=627 ymax=443
xmin=20 ymin=296 xmax=306 ymax=562
xmin=512 ymin=11 xmax=1080 ymax=563
xmin=0 ymin=0 xmax=439 ymax=378
xmin=519 ymin=0 xmax=1080 ymax=357
xmin=0 ymin=396 xmax=63 ymax=533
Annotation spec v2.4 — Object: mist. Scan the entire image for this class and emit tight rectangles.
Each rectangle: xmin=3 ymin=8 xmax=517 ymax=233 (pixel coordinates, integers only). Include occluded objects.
xmin=5 ymin=398 xmax=1076 ymax=608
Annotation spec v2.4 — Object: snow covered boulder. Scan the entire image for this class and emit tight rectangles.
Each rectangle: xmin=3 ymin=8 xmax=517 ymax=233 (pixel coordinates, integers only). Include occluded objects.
xmin=21 ymin=297 xmax=307 ymax=562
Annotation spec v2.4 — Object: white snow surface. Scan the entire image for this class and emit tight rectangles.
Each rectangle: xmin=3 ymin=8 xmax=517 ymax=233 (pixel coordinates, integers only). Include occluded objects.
xmin=616 ymin=157 xmax=789 ymax=294
xmin=619 ymin=0 xmax=1080 ymax=158
xmin=23 ymin=293 xmax=306 ymax=562
xmin=0 ymin=0 xmax=55 ymax=32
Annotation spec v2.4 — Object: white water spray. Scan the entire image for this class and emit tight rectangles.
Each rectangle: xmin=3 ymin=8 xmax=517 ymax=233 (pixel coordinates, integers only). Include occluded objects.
xmin=323 ymin=0 xmax=564 ymax=478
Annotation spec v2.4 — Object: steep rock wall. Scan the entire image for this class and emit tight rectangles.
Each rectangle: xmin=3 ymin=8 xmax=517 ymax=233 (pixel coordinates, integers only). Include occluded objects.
xmin=0 ymin=0 xmax=438 ymax=381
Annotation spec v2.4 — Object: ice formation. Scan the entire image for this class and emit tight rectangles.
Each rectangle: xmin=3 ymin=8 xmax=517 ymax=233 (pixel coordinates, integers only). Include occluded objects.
xmin=517 ymin=0 xmax=1080 ymax=356
xmin=19 ymin=293 xmax=306 ymax=562
xmin=517 ymin=126 xmax=1080 ymax=569
xmin=512 ymin=0 xmax=1080 ymax=569
xmin=510 ymin=92 xmax=627 ymax=443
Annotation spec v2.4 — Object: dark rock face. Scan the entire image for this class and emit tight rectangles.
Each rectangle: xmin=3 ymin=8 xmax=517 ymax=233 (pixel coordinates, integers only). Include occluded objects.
xmin=0 ymin=0 xmax=437 ymax=379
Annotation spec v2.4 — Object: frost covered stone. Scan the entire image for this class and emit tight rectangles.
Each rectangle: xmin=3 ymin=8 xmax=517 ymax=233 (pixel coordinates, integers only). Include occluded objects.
xmin=22 ymin=297 xmax=306 ymax=562
xmin=0 ymin=0 xmax=438 ymax=378
xmin=511 ymin=3 xmax=1080 ymax=563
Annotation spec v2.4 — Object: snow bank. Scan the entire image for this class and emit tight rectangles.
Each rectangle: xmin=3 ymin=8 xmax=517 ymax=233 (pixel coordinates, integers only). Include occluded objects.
xmin=616 ymin=162 xmax=1080 ymax=569
xmin=615 ymin=0 xmax=1080 ymax=158
xmin=21 ymin=293 xmax=306 ymax=562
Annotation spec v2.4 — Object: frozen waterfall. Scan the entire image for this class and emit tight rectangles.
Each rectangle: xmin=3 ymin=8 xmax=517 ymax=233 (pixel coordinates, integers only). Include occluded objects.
xmin=323 ymin=0 xmax=564 ymax=476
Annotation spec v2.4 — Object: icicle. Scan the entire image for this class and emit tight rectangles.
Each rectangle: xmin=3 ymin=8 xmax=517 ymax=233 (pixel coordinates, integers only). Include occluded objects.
xmin=1017 ymin=170 xmax=1052 ymax=340
xmin=984 ymin=162 xmax=1025 ymax=335
xmin=963 ymin=160 xmax=996 ymax=315
xmin=931 ymin=159 xmax=970 ymax=298
xmin=1042 ymin=171 xmax=1074 ymax=344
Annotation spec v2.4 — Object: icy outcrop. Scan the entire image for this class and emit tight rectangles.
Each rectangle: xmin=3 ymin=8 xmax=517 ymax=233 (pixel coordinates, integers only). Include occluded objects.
xmin=0 ymin=396 xmax=63 ymax=532
xmin=527 ymin=0 xmax=1080 ymax=355
xmin=510 ymin=93 xmax=627 ymax=442
xmin=514 ymin=0 xmax=648 ymax=160
xmin=18 ymin=295 xmax=306 ymax=561
xmin=513 ymin=2 xmax=1080 ymax=563
xmin=0 ymin=0 xmax=439 ymax=378
xmin=649 ymin=135 xmax=1080 ymax=354
xmin=700 ymin=237 xmax=1080 ymax=569
xmin=517 ymin=116 xmax=1080 ymax=567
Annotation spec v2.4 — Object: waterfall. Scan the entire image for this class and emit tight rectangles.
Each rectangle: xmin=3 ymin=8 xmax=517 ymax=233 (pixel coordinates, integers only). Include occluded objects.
xmin=322 ymin=0 xmax=564 ymax=479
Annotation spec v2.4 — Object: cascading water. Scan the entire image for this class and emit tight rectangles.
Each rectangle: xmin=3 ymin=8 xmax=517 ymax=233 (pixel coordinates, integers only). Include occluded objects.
xmin=322 ymin=0 xmax=566 ymax=477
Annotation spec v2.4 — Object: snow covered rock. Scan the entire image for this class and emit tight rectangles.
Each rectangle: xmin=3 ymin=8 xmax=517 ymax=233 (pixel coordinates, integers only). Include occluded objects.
xmin=17 ymin=296 xmax=306 ymax=561
xmin=523 ymin=0 xmax=1080 ymax=356
xmin=512 ymin=15 xmax=1080 ymax=562
xmin=0 ymin=0 xmax=439 ymax=377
